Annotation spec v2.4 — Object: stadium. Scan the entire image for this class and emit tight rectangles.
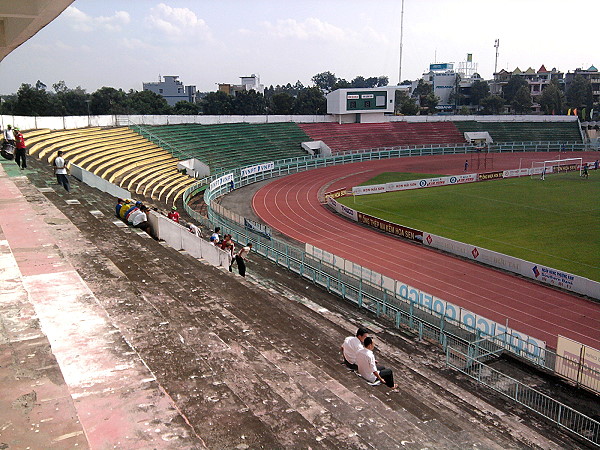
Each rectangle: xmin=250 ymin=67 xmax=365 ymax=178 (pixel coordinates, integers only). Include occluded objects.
xmin=1 ymin=2 xmax=600 ymax=449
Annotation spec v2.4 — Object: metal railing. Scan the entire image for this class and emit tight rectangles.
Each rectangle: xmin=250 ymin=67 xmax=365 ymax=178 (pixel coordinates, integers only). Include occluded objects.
xmin=447 ymin=347 xmax=600 ymax=446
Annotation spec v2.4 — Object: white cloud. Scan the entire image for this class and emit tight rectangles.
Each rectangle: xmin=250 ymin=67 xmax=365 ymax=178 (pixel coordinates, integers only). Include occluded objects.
xmin=145 ymin=3 xmax=212 ymax=41
xmin=259 ymin=18 xmax=389 ymax=46
xmin=64 ymin=6 xmax=130 ymax=32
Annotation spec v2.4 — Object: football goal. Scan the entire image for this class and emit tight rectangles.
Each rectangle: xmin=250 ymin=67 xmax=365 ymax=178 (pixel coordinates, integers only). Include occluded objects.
xmin=531 ymin=157 xmax=582 ymax=179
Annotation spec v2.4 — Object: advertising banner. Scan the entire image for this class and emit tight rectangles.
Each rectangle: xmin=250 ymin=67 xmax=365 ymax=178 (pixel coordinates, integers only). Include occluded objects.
xmin=327 ymin=197 xmax=358 ymax=221
xmin=351 ymin=184 xmax=387 ymax=195
xmin=244 ymin=218 xmax=272 ymax=240
xmin=556 ymin=336 xmax=600 ymax=394
xmin=209 ymin=173 xmax=234 ymax=191
xmin=353 ymin=174 xmax=478 ymax=196
xmin=240 ymin=161 xmax=274 ymax=178
xmin=423 ymin=233 xmax=600 ymax=299
xmin=357 ymin=213 xmax=423 ymax=242
xmin=324 ymin=187 xmax=348 ymax=200
xmin=478 ymin=171 xmax=504 ymax=181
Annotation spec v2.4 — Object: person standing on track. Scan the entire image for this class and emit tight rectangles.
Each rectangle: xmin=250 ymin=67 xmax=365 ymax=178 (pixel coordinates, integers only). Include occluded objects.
xmin=464 ymin=160 xmax=468 ymax=172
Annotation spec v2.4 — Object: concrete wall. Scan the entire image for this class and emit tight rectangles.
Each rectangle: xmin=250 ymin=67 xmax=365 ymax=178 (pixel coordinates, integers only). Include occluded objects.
xmin=1 ymin=113 xmax=579 ymax=132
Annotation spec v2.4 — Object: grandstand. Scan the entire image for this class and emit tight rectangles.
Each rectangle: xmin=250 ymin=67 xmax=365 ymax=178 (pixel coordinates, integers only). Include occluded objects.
xmin=133 ymin=122 xmax=310 ymax=172
xmin=298 ymin=122 xmax=466 ymax=152
xmin=454 ymin=120 xmax=583 ymax=143
xmin=24 ymin=127 xmax=196 ymax=204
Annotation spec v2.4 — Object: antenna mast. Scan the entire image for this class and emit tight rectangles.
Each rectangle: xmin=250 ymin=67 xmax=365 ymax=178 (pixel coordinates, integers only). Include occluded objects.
xmin=494 ymin=39 xmax=500 ymax=75
xmin=398 ymin=0 xmax=405 ymax=84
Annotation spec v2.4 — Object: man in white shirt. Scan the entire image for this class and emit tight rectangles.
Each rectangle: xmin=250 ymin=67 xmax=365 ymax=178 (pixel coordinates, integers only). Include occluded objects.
xmin=356 ymin=337 xmax=397 ymax=389
xmin=132 ymin=205 xmax=150 ymax=233
xmin=210 ymin=227 xmax=221 ymax=245
xmin=235 ymin=243 xmax=252 ymax=277
xmin=53 ymin=150 xmax=70 ymax=192
xmin=341 ymin=327 xmax=368 ymax=370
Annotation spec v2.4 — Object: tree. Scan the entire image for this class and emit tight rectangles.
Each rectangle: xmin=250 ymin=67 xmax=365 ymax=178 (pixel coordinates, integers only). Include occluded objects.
xmin=395 ymin=91 xmax=418 ymax=115
xmin=376 ymin=76 xmax=389 ymax=87
xmin=173 ymin=101 xmax=200 ymax=115
xmin=539 ymin=81 xmax=564 ymax=114
xmin=270 ymin=92 xmax=295 ymax=115
xmin=90 ymin=87 xmax=128 ymax=114
xmin=14 ymin=83 xmax=51 ymax=115
xmin=200 ymin=91 xmax=233 ymax=115
xmin=469 ymin=80 xmax=490 ymax=110
xmin=293 ymin=87 xmax=326 ymax=114
xmin=566 ymin=75 xmax=593 ymax=111
xmin=311 ymin=71 xmax=337 ymax=93
xmin=127 ymin=90 xmax=172 ymax=115
xmin=412 ymin=80 xmax=438 ymax=114
xmin=511 ymin=86 xmax=532 ymax=114
xmin=502 ymin=76 xmax=528 ymax=103
xmin=480 ymin=95 xmax=504 ymax=115
xmin=232 ymin=90 xmax=266 ymax=115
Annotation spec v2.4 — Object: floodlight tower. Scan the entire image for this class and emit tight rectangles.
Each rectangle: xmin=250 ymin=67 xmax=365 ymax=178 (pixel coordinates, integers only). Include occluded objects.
xmin=398 ymin=0 xmax=405 ymax=85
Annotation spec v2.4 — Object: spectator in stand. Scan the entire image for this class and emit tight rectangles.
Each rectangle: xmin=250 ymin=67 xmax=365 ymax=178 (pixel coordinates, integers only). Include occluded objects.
xmin=14 ymin=128 xmax=26 ymax=169
xmin=188 ymin=222 xmax=201 ymax=237
xmin=115 ymin=198 xmax=125 ymax=218
xmin=356 ymin=337 xmax=397 ymax=389
xmin=210 ymin=227 xmax=221 ymax=245
xmin=341 ymin=327 xmax=368 ymax=370
xmin=53 ymin=151 xmax=70 ymax=192
xmin=235 ymin=243 xmax=252 ymax=277
xmin=221 ymin=234 xmax=236 ymax=271
xmin=3 ymin=125 xmax=15 ymax=147
xmin=168 ymin=206 xmax=180 ymax=223
xmin=132 ymin=205 xmax=150 ymax=233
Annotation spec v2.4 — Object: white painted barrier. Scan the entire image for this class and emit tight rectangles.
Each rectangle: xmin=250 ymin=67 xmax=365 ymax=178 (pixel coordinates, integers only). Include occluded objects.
xmin=70 ymin=164 xmax=130 ymax=199
xmin=423 ymin=233 xmax=600 ymax=299
xmin=148 ymin=211 xmax=232 ymax=268
xmin=306 ymin=243 xmax=547 ymax=360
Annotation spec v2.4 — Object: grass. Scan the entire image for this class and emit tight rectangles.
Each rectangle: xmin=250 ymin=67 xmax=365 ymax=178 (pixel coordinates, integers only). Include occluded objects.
xmin=339 ymin=172 xmax=600 ymax=281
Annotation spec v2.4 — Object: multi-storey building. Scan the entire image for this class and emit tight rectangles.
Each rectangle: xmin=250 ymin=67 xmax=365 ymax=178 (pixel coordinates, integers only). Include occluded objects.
xmin=218 ymin=74 xmax=264 ymax=96
xmin=143 ymin=75 xmax=197 ymax=107
xmin=564 ymin=65 xmax=600 ymax=106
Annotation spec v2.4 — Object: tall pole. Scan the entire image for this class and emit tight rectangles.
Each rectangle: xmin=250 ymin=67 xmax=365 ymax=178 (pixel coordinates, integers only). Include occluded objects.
xmin=398 ymin=0 xmax=405 ymax=85
xmin=494 ymin=39 xmax=500 ymax=76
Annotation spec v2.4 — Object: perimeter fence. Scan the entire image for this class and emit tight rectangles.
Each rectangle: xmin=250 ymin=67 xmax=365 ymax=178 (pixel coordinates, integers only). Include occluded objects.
xmin=182 ymin=142 xmax=600 ymax=446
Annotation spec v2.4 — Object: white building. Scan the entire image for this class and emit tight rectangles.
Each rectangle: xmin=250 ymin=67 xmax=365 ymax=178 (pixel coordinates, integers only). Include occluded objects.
xmin=143 ymin=75 xmax=197 ymax=107
xmin=218 ymin=74 xmax=264 ymax=96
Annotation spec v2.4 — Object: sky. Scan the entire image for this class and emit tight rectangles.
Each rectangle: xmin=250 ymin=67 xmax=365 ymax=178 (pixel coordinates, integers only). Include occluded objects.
xmin=0 ymin=0 xmax=597 ymax=95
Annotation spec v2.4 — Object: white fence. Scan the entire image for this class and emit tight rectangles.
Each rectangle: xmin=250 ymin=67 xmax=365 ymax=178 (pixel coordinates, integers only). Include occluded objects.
xmin=1 ymin=113 xmax=579 ymax=132
xmin=148 ymin=212 xmax=232 ymax=268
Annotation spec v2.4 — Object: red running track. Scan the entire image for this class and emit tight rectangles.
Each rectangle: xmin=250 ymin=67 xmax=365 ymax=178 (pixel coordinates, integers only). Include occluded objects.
xmin=253 ymin=152 xmax=600 ymax=350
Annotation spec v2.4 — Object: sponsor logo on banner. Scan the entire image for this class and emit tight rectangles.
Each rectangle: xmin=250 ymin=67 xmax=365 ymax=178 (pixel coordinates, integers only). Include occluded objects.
xmin=503 ymin=168 xmax=530 ymax=178
xmin=324 ymin=187 xmax=347 ymax=200
xmin=357 ymin=212 xmax=423 ymax=242
xmin=396 ymin=282 xmax=546 ymax=359
xmin=244 ymin=218 xmax=272 ymax=240
xmin=240 ymin=161 xmax=274 ymax=177
xmin=478 ymin=171 xmax=504 ymax=181
xmin=352 ymin=184 xmax=387 ymax=195
xmin=347 ymin=94 xmax=359 ymax=99
xmin=554 ymin=163 xmax=579 ymax=173
xmin=209 ymin=173 xmax=234 ymax=191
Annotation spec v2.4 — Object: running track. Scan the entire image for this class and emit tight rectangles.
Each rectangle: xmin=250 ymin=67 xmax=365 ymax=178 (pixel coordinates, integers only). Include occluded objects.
xmin=253 ymin=152 xmax=600 ymax=350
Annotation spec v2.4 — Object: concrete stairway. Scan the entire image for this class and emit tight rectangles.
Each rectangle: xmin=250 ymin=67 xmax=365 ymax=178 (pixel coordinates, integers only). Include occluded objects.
xmin=0 ymin=157 xmax=580 ymax=449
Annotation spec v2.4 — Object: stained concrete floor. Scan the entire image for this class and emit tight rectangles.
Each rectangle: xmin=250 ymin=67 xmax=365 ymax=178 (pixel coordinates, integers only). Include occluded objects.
xmin=0 ymin=156 xmax=597 ymax=449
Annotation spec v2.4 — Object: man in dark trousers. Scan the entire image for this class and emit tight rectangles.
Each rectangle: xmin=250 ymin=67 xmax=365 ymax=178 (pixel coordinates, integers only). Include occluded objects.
xmin=356 ymin=337 xmax=397 ymax=389
xmin=235 ymin=243 xmax=252 ymax=277
xmin=53 ymin=150 xmax=70 ymax=192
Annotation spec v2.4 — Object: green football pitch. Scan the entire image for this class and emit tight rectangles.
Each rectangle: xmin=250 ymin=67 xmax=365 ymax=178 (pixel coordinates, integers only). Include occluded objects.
xmin=337 ymin=172 xmax=600 ymax=281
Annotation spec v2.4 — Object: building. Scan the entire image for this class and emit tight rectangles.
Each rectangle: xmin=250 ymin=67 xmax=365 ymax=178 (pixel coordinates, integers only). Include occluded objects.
xmin=564 ymin=65 xmax=600 ymax=106
xmin=218 ymin=74 xmax=264 ymax=96
xmin=419 ymin=55 xmax=481 ymax=112
xmin=142 ymin=75 xmax=197 ymax=107
xmin=491 ymin=66 xmax=565 ymax=113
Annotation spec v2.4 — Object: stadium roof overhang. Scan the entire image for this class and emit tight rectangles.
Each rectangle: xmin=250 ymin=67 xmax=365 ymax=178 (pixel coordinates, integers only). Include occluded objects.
xmin=0 ymin=0 xmax=74 ymax=63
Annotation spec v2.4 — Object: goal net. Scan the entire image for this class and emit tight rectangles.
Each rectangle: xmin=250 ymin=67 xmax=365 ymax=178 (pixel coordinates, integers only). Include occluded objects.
xmin=531 ymin=157 xmax=582 ymax=179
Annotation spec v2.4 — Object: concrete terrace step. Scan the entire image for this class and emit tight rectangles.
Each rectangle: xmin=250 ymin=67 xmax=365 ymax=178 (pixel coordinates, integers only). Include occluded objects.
xmin=0 ymin=158 xmax=582 ymax=448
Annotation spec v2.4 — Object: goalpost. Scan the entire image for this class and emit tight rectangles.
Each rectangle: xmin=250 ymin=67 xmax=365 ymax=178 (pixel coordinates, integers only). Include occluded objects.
xmin=531 ymin=157 xmax=582 ymax=179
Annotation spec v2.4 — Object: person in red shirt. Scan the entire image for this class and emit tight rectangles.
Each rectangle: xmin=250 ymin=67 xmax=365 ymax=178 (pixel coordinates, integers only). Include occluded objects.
xmin=14 ymin=128 xmax=27 ymax=169
xmin=167 ymin=206 xmax=180 ymax=223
